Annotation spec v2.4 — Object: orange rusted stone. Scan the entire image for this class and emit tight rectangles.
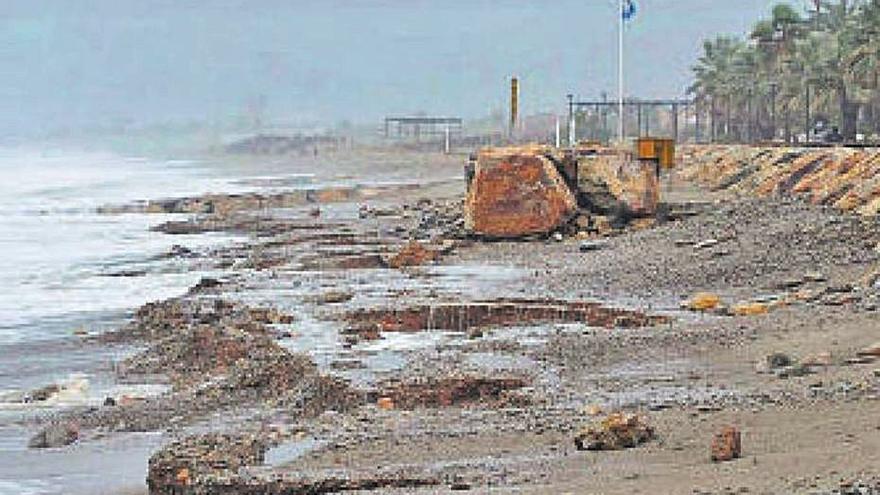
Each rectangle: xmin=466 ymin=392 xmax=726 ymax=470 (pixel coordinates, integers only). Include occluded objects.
xmin=711 ymin=426 xmax=742 ymax=462
xmin=384 ymin=241 xmax=438 ymax=269
xmin=377 ymin=397 xmax=394 ymax=410
xmin=175 ymin=467 xmax=191 ymax=485
xmin=465 ymin=153 xmax=577 ymax=238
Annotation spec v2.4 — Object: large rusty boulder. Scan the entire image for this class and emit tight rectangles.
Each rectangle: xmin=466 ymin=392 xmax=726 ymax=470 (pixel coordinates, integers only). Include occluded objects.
xmin=464 ymin=151 xmax=577 ymax=238
xmin=577 ymin=153 xmax=660 ymax=216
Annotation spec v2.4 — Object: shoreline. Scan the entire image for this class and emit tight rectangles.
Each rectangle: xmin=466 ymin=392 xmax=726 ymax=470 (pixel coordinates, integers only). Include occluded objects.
xmin=8 ymin=147 xmax=880 ymax=494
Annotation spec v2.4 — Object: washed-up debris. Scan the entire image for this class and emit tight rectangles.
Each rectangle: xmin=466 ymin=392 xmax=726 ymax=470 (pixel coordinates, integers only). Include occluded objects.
xmin=731 ymin=302 xmax=771 ymax=316
xmin=578 ymin=240 xmax=607 ymax=252
xmin=383 ymin=240 xmax=440 ymax=268
xmin=25 ymin=384 xmax=61 ymax=403
xmin=28 ymin=422 xmax=79 ymax=448
xmin=857 ymin=342 xmax=880 ymax=359
xmin=148 ymin=433 xmax=266 ymax=493
xmin=573 ymin=412 xmax=654 ymax=451
xmin=314 ymin=290 xmax=355 ymax=305
xmin=148 ymin=432 xmax=441 ymax=495
xmin=693 ymin=238 xmax=719 ymax=250
xmin=757 ymin=352 xmax=816 ymax=378
xmin=380 ymin=375 xmax=527 ymax=409
xmin=683 ymin=292 xmax=722 ymax=311
xmin=710 ymin=426 xmax=741 ymax=462
xmin=100 ymin=183 xmax=424 ymax=216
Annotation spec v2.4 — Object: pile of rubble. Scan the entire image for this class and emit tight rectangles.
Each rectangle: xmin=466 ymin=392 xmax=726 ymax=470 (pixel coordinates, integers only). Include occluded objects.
xmin=30 ymin=298 xmax=359 ymax=447
xmin=573 ymin=412 xmax=655 ymax=451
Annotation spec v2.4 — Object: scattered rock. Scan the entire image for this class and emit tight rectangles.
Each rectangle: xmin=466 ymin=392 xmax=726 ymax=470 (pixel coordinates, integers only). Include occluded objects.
xmin=766 ymin=352 xmax=795 ymax=370
xmin=710 ymin=426 xmax=742 ymax=462
xmin=315 ymin=290 xmax=354 ymax=304
xmin=578 ymin=240 xmax=607 ymax=252
xmin=684 ymin=292 xmax=722 ymax=311
xmin=28 ymin=422 xmax=79 ymax=449
xmin=382 ymin=376 xmax=526 ymax=409
xmin=167 ymin=244 xmax=195 ymax=258
xmin=188 ymin=277 xmax=223 ymax=293
xmin=26 ymin=384 xmax=60 ymax=402
xmin=857 ymin=342 xmax=880 ymax=358
xmin=731 ymin=302 xmax=770 ymax=316
xmin=573 ymin=412 xmax=654 ymax=451
xmin=801 ymin=352 xmax=833 ymax=368
xmin=384 ymin=241 xmax=440 ymax=269
xmin=694 ymin=238 xmax=719 ymax=250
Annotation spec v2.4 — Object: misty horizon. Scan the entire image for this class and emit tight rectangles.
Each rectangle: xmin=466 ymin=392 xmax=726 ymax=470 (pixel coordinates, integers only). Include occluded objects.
xmin=3 ymin=0 xmax=780 ymax=138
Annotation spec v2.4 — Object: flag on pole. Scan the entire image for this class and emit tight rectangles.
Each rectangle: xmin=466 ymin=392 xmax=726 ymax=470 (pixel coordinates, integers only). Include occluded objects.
xmin=622 ymin=0 xmax=637 ymax=21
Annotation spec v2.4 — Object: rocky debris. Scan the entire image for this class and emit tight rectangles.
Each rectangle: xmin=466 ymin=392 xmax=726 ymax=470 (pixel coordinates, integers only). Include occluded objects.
xmin=766 ymin=352 xmax=795 ymax=370
xmin=100 ymin=298 xmax=292 ymax=343
xmin=573 ymin=412 xmax=654 ymax=451
xmin=314 ymin=290 xmax=355 ymax=304
xmin=731 ymin=301 xmax=771 ymax=316
xmin=188 ymin=277 xmax=224 ymax=293
xmin=757 ymin=352 xmax=817 ymax=378
xmin=710 ymin=426 xmax=742 ymax=462
xmin=578 ymin=240 xmax=607 ymax=252
xmin=343 ymin=299 xmax=668 ymax=338
xmin=693 ymin=238 xmax=719 ymax=250
xmin=148 ymin=432 xmax=442 ymax=495
xmin=100 ymin=269 xmax=147 ymax=278
xmin=166 ymin=244 xmax=197 ymax=258
xmin=148 ymin=433 xmax=267 ymax=493
xmin=464 ymin=151 xmax=577 ymax=238
xmin=24 ymin=383 xmax=61 ymax=403
xmin=101 ymin=184 xmax=423 ymax=216
xmin=857 ymin=342 xmax=880 ymax=359
xmin=383 ymin=241 xmax=440 ymax=268
xmin=684 ymin=292 xmax=722 ymax=311
xmin=65 ymin=297 xmax=359 ymax=436
xmin=380 ymin=375 xmax=528 ymax=409
xmin=407 ymin=199 xmax=466 ymax=240
xmin=28 ymin=421 xmax=79 ymax=448
xmin=300 ymin=252 xmax=387 ymax=271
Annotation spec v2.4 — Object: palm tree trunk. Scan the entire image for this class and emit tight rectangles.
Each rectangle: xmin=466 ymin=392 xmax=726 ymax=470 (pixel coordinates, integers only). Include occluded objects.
xmin=839 ymin=84 xmax=857 ymax=141
xmin=726 ymin=95 xmax=732 ymax=142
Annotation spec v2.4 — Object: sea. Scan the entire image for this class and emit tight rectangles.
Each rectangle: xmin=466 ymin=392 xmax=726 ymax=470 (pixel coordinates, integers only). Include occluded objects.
xmin=0 ymin=140 xmax=308 ymax=495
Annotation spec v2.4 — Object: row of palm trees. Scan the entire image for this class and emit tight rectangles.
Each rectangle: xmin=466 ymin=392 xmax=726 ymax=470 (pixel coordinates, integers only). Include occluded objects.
xmin=689 ymin=1 xmax=880 ymax=143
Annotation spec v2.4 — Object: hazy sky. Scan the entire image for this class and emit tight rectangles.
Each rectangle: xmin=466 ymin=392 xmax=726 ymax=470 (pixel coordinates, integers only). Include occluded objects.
xmin=0 ymin=1 xmax=801 ymax=136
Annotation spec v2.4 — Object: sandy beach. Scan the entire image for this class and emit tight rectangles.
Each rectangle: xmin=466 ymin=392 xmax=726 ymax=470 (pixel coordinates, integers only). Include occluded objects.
xmin=6 ymin=146 xmax=877 ymax=494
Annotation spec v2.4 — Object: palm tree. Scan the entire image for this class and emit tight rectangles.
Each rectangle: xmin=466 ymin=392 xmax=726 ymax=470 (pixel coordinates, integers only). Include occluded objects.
xmin=688 ymin=0 xmax=880 ymax=143
xmin=689 ymin=36 xmax=745 ymax=142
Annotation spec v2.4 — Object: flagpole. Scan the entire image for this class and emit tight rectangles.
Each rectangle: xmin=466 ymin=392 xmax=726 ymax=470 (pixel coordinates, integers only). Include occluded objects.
xmin=618 ymin=0 xmax=624 ymax=146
